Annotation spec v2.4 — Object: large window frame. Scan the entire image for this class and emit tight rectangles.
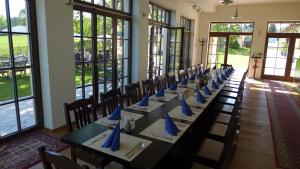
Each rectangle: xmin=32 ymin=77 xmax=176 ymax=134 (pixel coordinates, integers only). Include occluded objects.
xmin=147 ymin=3 xmax=170 ymax=79
xmin=262 ymin=21 xmax=300 ymax=81
xmin=207 ymin=22 xmax=254 ymax=68
xmin=0 ymin=0 xmax=43 ymax=140
xmin=73 ymin=0 xmax=132 ymax=103
xmin=180 ymin=16 xmax=192 ymax=70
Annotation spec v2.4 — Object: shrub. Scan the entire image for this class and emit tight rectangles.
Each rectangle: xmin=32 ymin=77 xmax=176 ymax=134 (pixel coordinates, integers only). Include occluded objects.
xmin=231 ymin=39 xmax=240 ymax=49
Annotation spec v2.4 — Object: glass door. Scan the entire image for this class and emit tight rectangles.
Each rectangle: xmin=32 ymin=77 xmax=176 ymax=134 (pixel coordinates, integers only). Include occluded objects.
xmin=167 ymin=27 xmax=184 ymax=74
xmin=291 ymin=38 xmax=300 ymax=77
xmin=207 ymin=36 xmax=227 ymax=68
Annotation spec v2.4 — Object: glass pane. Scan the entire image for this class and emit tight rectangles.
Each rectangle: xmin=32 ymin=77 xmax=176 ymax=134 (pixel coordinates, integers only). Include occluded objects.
xmin=106 ymin=17 xmax=112 ymax=37
xmin=294 ymin=23 xmax=300 ymax=33
xmin=98 ymin=61 xmax=104 ymax=82
xmin=105 ymin=0 xmax=113 ymax=8
xmin=0 ymin=0 xmax=8 ymax=32
xmin=16 ymin=68 xmax=32 ymax=98
xmin=268 ymin=23 xmax=280 ymax=33
xmin=82 ymin=12 xmax=92 ymax=37
xmin=105 ymin=39 xmax=112 ymax=60
xmin=123 ymin=59 xmax=128 ymax=77
xmin=74 ymin=37 xmax=82 ymax=62
xmin=265 ymin=58 xmax=276 ymax=68
xmin=19 ymin=99 xmax=36 ymax=129
xmin=97 ymin=15 xmax=104 ymax=38
xmin=280 ymin=23 xmax=294 ymax=33
xmin=115 ymin=0 xmax=122 ymax=11
xmin=106 ymin=82 xmax=112 ymax=91
xmin=117 ymin=59 xmax=123 ymax=78
xmin=73 ymin=11 xmax=81 ymax=36
xmin=264 ymin=68 xmax=274 ymax=75
xmin=105 ymin=60 xmax=112 ymax=81
xmin=123 ymin=0 xmax=130 ymax=13
xmin=123 ymin=40 xmax=129 ymax=58
xmin=268 ymin=38 xmax=278 ymax=48
xmin=84 ymin=65 xmax=92 ymax=85
xmin=0 ymin=73 xmax=14 ymax=102
xmin=117 ymin=40 xmax=123 ymax=59
xmin=97 ymin=39 xmax=104 ymax=60
xmin=94 ymin=0 xmax=104 ymax=6
xmin=0 ymin=34 xmax=11 ymax=69
xmin=290 ymin=69 xmax=296 ymax=77
xmin=84 ymin=85 xmax=93 ymax=98
xmin=9 ymin=0 xmax=28 ymax=33
xmin=83 ymin=38 xmax=92 ymax=61
xmin=275 ymin=69 xmax=285 ymax=76
xmin=275 ymin=58 xmax=287 ymax=69
xmin=13 ymin=34 xmax=30 ymax=67
xmin=0 ymin=103 xmax=18 ymax=136
xmin=75 ymin=64 xmax=82 ymax=87
xmin=76 ymin=87 xmax=82 ymax=100
xmin=117 ymin=19 xmax=123 ymax=39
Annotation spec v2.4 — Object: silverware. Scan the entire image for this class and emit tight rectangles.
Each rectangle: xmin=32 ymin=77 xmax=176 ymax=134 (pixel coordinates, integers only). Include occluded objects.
xmin=150 ymin=131 xmax=174 ymax=140
xmin=89 ymin=133 xmax=108 ymax=145
xmin=125 ymin=142 xmax=143 ymax=157
xmin=126 ymin=142 xmax=145 ymax=159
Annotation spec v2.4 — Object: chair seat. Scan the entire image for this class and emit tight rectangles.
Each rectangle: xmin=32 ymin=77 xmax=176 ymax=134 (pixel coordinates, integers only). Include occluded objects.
xmin=213 ymin=103 xmax=234 ymax=114
xmin=222 ymin=87 xmax=239 ymax=93
xmin=219 ymin=91 xmax=238 ymax=98
xmin=197 ymin=138 xmax=224 ymax=162
xmin=217 ymin=96 xmax=236 ymax=105
xmin=190 ymin=162 xmax=214 ymax=169
xmin=215 ymin=113 xmax=231 ymax=124
xmin=74 ymin=147 xmax=110 ymax=167
xmin=209 ymin=123 xmax=228 ymax=137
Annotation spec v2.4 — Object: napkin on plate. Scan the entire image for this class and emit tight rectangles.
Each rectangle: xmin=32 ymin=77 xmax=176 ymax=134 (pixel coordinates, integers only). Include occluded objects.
xmin=181 ymin=78 xmax=188 ymax=85
xmin=101 ymin=123 xmax=120 ymax=151
xmin=196 ymin=90 xmax=206 ymax=104
xmin=217 ymin=76 xmax=223 ymax=84
xmin=169 ymin=83 xmax=177 ymax=90
xmin=108 ymin=105 xmax=121 ymax=120
xmin=155 ymin=88 xmax=165 ymax=97
xmin=204 ymin=85 xmax=212 ymax=95
xmin=212 ymin=79 xmax=219 ymax=89
xmin=221 ymin=74 xmax=227 ymax=81
xmin=165 ymin=114 xmax=179 ymax=136
xmin=138 ymin=96 xmax=149 ymax=106
xmin=181 ymin=97 xmax=193 ymax=116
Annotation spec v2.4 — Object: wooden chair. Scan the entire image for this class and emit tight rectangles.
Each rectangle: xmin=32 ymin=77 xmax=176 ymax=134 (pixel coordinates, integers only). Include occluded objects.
xmin=155 ymin=75 xmax=167 ymax=91
xmin=64 ymin=97 xmax=110 ymax=169
xmin=39 ymin=146 xmax=89 ymax=169
xmin=125 ymin=82 xmax=142 ymax=106
xmin=100 ymin=88 xmax=123 ymax=116
xmin=142 ymin=79 xmax=156 ymax=96
xmin=166 ymin=72 xmax=176 ymax=88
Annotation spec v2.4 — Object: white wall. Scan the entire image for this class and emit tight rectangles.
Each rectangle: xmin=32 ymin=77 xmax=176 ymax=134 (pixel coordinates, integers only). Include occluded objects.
xmin=36 ymin=0 xmax=75 ymax=129
xmin=198 ymin=3 xmax=300 ymax=67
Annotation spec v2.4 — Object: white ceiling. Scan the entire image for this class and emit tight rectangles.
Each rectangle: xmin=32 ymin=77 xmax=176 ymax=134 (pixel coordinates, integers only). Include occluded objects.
xmin=185 ymin=0 xmax=300 ymax=12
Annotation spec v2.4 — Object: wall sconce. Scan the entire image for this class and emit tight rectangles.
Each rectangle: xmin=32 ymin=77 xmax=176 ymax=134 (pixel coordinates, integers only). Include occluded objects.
xmin=66 ymin=0 xmax=73 ymax=6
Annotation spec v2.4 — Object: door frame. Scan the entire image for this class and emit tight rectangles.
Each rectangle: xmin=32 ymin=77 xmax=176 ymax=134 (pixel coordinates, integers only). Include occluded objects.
xmin=261 ymin=33 xmax=300 ymax=81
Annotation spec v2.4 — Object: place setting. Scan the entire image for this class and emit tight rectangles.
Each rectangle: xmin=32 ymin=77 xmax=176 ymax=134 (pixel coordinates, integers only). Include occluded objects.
xmin=150 ymin=88 xmax=177 ymax=102
xmin=165 ymin=82 xmax=188 ymax=94
xmin=126 ymin=96 xmax=164 ymax=113
xmin=96 ymin=105 xmax=144 ymax=128
xmin=83 ymin=123 xmax=152 ymax=161
xmin=186 ymin=90 xmax=209 ymax=108
xmin=168 ymin=96 xmax=203 ymax=122
xmin=139 ymin=113 xmax=190 ymax=144
xmin=177 ymin=77 xmax=195 ymax=89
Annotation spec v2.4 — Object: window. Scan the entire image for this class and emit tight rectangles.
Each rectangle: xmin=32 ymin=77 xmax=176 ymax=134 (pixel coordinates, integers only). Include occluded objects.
xmin=0 ymin=0 xmax=41 ymax=138
xmin=147 ymin=3 xmax=170 ymax=78
xmin=208 ymin=22 xmax=254 ymax=70
xmin=181 ymin=16 xmax=192 ymax=69
xmin=73 ymin=0 xmax=131 ymax=101
xmin=262 ymin=22 xmax=300 ymax=80
xmin=79 ymin=0 xmax=131 ymax=13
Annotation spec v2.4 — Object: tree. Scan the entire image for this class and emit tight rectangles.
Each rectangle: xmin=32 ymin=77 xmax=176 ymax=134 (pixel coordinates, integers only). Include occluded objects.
xmin=0 ymin=15 xmax=7 ymax=30
xmin=231 ymin=39 xmax=240 ymax=50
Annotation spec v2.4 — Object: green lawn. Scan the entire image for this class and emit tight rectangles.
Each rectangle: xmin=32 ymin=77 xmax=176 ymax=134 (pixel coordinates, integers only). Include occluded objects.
xmin=0 ymin=35 xmax=29 ymax=58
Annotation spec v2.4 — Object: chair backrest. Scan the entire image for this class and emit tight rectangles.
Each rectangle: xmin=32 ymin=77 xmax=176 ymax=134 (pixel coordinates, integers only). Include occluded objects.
xmin=64 ymin=97 xmax=97 ymax=132
xmin=178 ymin=69 xmax=188 ymax=81
xmin=125 ymin=82 xmax=142 ymax=106
xmin=39 ymin=146 xmax=89 ymax=169
xmin=100 ymin=88 xmax=123 ymax=116
xmin=142 ymin=79 xmax=155 ymax=96
xmin=166 ymin=72 xmax=176 ymax=88
xmin=155 ymin=75 xmax=167 ymax=91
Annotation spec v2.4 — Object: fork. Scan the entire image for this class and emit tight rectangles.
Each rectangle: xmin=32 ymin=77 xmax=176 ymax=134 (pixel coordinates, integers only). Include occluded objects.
xmin=89 ymin=133 xmax=108 ymax=145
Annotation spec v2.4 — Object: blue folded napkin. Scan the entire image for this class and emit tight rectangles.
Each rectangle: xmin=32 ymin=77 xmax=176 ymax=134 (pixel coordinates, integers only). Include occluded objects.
xmin=165 ymin=114 xmax=179 ymax=136
xmin=138 ymin=96 xmax=149 ymax=106
xmin=212 ymin=79 xmax=219 ymax=89
xmin=189 ymin=74 xmax=196 ymax=81
xmin=196 ymin=90 xmax=206 ymax=104
xmin=101 ymin=123 xmax=120 ymax=151
xmin=169 ymin=83 xmax=177 ymax=90
xmin=203 ymin=68 xmax=210 ymax=74
xmin=108 ymin=105 xmax=121 ymax=120
xmin=181 ymin=78 xmax=188 ymax=85
xmin=221 ymin=74 xmax=227 ymax=81
xmin=204 ymin=85 xmax=212 ymax=95
xmin=217 ymin=76 xmax=223 ymax=84
xmin=196 ymin=72 xmax=203 ymax=78
xmin=181 ymin=97 xmax=193 ymax=116
xmin=225 ymin=70 xmax=230 ymax=77
xmin=155 ymin=88 xmax=165 ymax=97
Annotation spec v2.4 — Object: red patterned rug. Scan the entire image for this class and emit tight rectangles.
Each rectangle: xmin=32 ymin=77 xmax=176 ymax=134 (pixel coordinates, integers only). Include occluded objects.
xmin=265 ymin=80 xmax=300 ymax=169
xmin=0 ymin=130 xmax=68 ymax=169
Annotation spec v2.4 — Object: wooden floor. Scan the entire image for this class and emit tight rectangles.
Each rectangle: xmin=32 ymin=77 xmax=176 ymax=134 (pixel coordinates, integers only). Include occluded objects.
xmin=33 ymin=78 xmax=281 ymax=169
xmin=230 ymin=78 xmax=280 ymax=169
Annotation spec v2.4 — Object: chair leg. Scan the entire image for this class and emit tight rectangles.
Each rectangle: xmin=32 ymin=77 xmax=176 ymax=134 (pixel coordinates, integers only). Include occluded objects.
xmin=70 ymin=146 xmax=77 ymax=162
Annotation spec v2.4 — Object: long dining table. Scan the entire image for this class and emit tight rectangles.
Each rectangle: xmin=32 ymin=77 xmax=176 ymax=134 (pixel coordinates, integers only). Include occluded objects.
xmin=61 ymin=70 xmax=241 ymax=169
